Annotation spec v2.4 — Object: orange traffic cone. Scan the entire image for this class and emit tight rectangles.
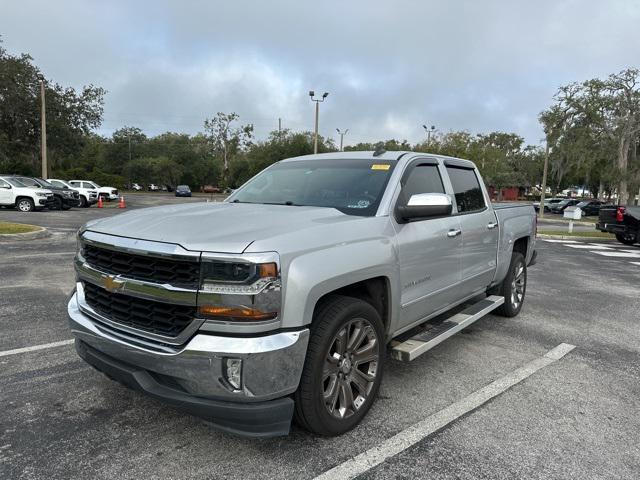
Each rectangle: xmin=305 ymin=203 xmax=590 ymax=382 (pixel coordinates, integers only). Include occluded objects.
xmin=97 ymin=196 xmax=103 ymax=208
xmin=118 ymin=196 xmax=126 ymax=208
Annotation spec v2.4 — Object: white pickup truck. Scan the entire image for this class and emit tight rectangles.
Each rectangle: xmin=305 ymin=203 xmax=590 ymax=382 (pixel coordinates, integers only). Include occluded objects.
xmin=0 ymin=175 xmax=55 ymax=212
xmin=68 ymin=151 xmax=537 ymax=437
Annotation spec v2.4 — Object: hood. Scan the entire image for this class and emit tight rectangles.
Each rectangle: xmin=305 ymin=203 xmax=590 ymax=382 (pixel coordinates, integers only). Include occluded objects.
xmin=86 ymin=202 xmax=360 ymax=253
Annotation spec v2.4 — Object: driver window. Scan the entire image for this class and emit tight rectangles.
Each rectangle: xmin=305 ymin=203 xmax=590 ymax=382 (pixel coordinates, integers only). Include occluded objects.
xmin=0 ymin=179 xmax=10 ymax=188
xmin=401 ymin=164 xmax=445 ymax=205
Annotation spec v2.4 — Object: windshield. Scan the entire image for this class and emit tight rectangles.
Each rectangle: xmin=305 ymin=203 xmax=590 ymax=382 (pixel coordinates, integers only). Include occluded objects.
xmin=230 ymin=159 xmax=397 ymax=216
xmin=35 ymin=178 xmax=54 ymax=188
xmin=577 ymin=201 xmax=589 ymax=207
xmin=6 ymin=177 xmax=27 ymax=187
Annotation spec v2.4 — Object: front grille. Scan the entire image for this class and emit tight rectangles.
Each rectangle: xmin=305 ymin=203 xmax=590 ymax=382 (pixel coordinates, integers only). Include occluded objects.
xmin=83 ymin=243 xmax=200 ymax=288
xmin=83 ymin=282 xmax=196 ymax=337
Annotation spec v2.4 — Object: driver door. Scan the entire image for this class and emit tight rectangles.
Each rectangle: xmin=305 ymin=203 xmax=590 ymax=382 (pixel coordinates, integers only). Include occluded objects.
xmin=0 ymin=179 xmax=12 ymax=204
xmin=393 ymin=159 xmax=463 ymax=330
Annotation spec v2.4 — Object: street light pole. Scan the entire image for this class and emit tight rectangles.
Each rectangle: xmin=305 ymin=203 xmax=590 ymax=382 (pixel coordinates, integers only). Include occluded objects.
xmin=422 ymin=124 xmax=435 ymax=146
xmin=539 ymin=134 xmax=550 ymax=219
xmin=336 ymin=128 xmax=349 ymax=151
xmin=309 ymin=91 xmax=329 ymax=154
xmin=38 ymin=74 xmax=48 ymax=179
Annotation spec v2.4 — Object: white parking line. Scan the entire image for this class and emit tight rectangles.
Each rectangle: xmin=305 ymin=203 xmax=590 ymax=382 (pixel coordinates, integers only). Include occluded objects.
xmin=540 ymin=239 xmax=579 ymax=243
xmin=630 ymin=262 xmax=640 ymax=266
xmin=314 ymin=343 xmax=576 ymax=480
xmin=594 ymin=251 xmax=640 ymax=258
xmin=0 ymin=339 xmax=74 ymax=357
xmin=566 ymin=245 xmax=611 ymax=250
xmin=5 ymin=252 xmax=75 ymax=260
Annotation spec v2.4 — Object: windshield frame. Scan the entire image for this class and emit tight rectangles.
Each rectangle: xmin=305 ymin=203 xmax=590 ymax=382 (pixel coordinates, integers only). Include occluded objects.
xmin=228 ymin=158 xmax=398 ymax=217
xmin=6 ymin=177 xmax=28 ymax=187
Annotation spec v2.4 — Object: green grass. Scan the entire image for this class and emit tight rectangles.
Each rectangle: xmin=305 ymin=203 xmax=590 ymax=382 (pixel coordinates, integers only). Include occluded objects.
xmin=0 ymin=221 xmax=41 ymax=234
xmin=539 ymin=230 xmax=614 ymax=238
xmin=537 ymin=215 xmax=598 ymax=224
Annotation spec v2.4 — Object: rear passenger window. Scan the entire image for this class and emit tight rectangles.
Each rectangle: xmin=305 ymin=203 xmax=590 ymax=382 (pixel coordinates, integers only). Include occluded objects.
xmin=401 ymin=164 xmax=445 ymax=203
xmin=446 ymin=167 xmax=486 ymax=213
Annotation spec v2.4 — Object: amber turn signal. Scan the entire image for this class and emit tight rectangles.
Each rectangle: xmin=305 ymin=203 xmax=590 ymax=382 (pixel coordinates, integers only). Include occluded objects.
xmin=198 ymin=305 xmax=277 ymax=321
xmin=258 ymin=262 xmax=278 ymax=278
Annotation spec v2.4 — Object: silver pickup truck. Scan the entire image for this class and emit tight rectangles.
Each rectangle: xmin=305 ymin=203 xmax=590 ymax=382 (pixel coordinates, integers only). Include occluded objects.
xmin=68 ymin=151 xmax=537 ymax=437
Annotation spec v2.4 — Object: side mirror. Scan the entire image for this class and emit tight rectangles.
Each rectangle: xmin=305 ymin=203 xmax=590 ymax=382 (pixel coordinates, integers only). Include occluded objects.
xmin=396 ymin=193 xmax=452 ymax=222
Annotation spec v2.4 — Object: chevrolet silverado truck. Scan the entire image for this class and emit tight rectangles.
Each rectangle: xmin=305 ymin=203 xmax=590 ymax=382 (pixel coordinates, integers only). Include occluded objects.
xmin=68 ymin=151 xmax=537 ymax=437
xmin=596 ymin=205 xmax=639 ymax=245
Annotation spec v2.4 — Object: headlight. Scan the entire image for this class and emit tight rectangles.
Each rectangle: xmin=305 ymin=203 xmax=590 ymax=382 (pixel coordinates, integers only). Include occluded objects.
xmin=197 ymin=254 xmax=281 ymax=323
xmin=36 ymin=192 xmax=48 ymax=197
xmin=62 ymin=190 xmax=73 ymax=197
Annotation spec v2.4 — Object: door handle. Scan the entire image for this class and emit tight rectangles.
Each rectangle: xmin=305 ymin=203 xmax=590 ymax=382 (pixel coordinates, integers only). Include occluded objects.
xmin=447 ymin=229 xmax=462 ymax=238
xmin=487 ymin=222 xmax=498 ymax=229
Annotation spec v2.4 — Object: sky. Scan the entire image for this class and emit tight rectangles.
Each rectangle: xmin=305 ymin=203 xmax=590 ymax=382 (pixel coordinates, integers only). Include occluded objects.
xmin=2 ymin=0 xmax=640 ymax=148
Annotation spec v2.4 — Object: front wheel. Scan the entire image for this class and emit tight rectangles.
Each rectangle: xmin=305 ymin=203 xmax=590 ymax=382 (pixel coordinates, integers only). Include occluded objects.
xmin=615 ymin=233 xmax=637 ymax=246
xmin=16 ymin=198 xmax=35 ymax=212
xmin=495 ymin=252 xmax=527 ymax=317
xmin=294 ymin=295 xmax=384 ymax=436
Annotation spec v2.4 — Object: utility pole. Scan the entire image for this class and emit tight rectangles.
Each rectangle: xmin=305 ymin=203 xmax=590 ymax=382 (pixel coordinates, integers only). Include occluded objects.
xmin=336 ymin=128 xmax=349 ymax=151
xmin=128 ymin=134 xmax=132 ymax=162
xmin=38 ymin=74 xmax=48 ymax=179
xmin=539 ymin=134 xmax=550 ymax=219
xmin=309 ymin=91 xmax=329 ymax=154
xmin=422 ymin=124 xmax=435 ymax=146
xmin=278 ymin=117 xmax=282 ymax=134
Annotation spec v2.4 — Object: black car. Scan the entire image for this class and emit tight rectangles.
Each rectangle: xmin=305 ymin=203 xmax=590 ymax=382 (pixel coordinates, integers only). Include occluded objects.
xmin=597 ymin=205 xmax=640 ymax=245
xmin=549 ymin=199 xmax=580 ymax=214
xmin=576 ymin=200 xmax=606 ymax=216
xmin=14 ymin=176 xmax=80 ymax=210
xmin=175 ymin=185 xmax=192 ymax=197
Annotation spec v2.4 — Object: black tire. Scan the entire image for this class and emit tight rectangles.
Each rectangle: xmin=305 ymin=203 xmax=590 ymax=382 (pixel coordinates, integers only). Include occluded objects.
xmin=79 ymin=196 xmax=88 ymax=208
xmin=294 ymin=295 xmax=384 ymax=436
xmin=615 ymin=233 xmax=637 ymax=246
xmin=16 ymin=197 xmax=35 ymax=212
xmin=53 ymin=196 xmax=63 ymax=210
xmin=495 ymin=252 xmax=527 ymax=317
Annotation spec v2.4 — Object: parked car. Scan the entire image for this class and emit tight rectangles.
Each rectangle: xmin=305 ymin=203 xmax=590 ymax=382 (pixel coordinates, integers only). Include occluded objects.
xmin=549 ymin=199 xmax=581 ymax=214
xmin=49 ymin=179 xmax=98 ymax=208
xmin=533 ymin=197 xmax=563 ymax=212
xmin=131 ymin=183 xmax=143 ymax=191
xmin=14 ymin=176 xmax=80 ymax=210
xmin=148 ymin=183 xmax=160 ymax=191
xmin=597 ymin=205 xmax=639 ymax=245
xmin=68 ymin=151 xmax=537 ymax=437
xmin=0 ymin=175 xmax=55 ymax=212
xmin=575 ymin=200 xmax=606 ymax=216
xmin=165 ymin=185 xmax=174 ymax=192
xmin=69 ymin=180 xmax=118 ymax=202
xmin=202 ymin=185 xmax=222 ymax=193
xmin=175 ymin=185 xmax=192 ymax=197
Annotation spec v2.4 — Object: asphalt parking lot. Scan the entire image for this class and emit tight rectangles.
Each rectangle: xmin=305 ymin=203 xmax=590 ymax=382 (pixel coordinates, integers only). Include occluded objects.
xmin=1 ymin=196 xmax=640 ymax=479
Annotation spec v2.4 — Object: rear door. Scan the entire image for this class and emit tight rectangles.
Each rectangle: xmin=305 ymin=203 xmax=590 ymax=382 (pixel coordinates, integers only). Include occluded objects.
xmin=444 ymin=164 xmax=498 ymax=296
xmin=393 ymin=159 xmax=463 ymax=329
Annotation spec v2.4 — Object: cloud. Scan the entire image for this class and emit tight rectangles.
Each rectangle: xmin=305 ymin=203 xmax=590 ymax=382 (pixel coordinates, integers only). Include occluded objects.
xmin=2 ymin=0 xmax=639 ymax=147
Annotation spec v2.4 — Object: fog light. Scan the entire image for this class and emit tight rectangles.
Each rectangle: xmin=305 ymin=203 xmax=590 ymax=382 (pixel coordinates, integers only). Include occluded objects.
xmin=224 ymin=358 xmax=243 ymax=390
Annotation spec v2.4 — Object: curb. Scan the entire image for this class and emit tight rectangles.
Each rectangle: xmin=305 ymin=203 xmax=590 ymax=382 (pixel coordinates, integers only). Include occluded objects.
xmin=536 ymin=233 xmax=615 ymax=241
xmin=536 ymin=217 xmax=596 ymax=226
xmin=0 ymin=226 xmax=50 ymax=241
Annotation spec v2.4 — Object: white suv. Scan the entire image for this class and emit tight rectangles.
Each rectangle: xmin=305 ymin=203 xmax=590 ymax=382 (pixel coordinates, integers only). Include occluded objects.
xmin=0 ymin=175 xmax=55 ymax=212
xmin=69 ymin=180 xmax=119 ymax=202
xmin=49 ymin=179 xmax=98 ymax=208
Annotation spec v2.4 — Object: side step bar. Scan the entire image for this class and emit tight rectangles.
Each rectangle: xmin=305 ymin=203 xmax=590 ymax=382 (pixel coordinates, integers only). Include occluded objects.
xmin=390 ymin=295 xmax=505 ymax=362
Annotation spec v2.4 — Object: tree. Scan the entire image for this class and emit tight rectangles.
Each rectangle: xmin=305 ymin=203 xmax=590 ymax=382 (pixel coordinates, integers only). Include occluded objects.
xmin=0 ymin=39 xmax=105 ymax=175
xmin=203 ymin=112 xmax=253 ymax=187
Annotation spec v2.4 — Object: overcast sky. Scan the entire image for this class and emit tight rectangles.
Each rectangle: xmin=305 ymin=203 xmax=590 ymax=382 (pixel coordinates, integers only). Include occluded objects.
xmin=2 ymin=0 xmax=640 ymax=147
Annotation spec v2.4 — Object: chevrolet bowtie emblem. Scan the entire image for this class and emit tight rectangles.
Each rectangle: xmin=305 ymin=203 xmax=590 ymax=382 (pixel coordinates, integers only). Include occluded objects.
xmin=102 ymin=275 xmax=124 ymax=293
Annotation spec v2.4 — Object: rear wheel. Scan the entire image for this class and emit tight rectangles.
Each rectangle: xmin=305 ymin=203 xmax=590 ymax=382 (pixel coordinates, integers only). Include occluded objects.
xmin=16 ymin=197 xmax=35 ymax=212
xmin=495 ymin=252 xmax=527 ymax=317
xmin=615 ymin=233 xmax=637 ymax=245
xmin=294 ymin=295 xmax=384 ymax=436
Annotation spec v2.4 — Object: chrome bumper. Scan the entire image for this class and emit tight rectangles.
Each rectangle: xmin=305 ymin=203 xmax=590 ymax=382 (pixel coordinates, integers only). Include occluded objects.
xmin=67 ymin=290 xmax=309 ymax=403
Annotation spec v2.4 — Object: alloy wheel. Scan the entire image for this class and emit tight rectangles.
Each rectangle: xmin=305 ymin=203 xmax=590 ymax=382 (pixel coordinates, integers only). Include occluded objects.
xmin=322 ymin=318 xmax=380 ymax=420
xmin=510 ymin=262 xmax=525 ymax=309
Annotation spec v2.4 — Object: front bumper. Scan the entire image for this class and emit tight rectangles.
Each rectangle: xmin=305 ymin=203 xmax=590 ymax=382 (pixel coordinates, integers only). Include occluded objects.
xmin=67 ymin=290 xmax=310 ymax=437
xmin=63 ymin=196 xmax=81 ymax=208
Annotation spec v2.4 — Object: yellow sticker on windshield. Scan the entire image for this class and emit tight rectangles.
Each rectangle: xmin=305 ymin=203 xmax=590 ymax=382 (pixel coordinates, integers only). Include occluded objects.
xmin=371 ymin=164 xmax=390 ymax=171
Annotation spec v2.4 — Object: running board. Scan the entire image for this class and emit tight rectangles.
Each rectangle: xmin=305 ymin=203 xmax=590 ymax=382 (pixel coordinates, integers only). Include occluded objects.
xmin=390 ymin=295 xmax=505 ymax=362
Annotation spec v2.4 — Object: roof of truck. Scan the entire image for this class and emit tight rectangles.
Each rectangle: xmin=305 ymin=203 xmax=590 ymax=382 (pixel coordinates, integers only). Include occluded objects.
xmin=281 ymin=151 xmax=477 ymax=169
